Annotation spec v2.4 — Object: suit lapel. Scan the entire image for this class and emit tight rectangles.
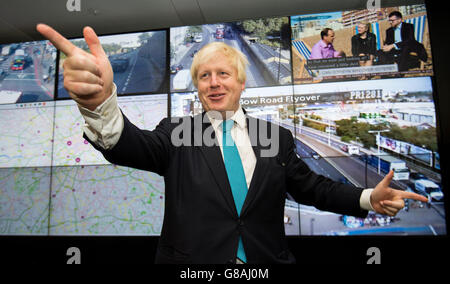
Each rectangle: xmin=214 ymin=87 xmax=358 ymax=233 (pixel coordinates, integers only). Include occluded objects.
xmin=240 ymin=115 xmax=270 ymax=218
xmin=197 ymin=113 xmax=238 ymax=217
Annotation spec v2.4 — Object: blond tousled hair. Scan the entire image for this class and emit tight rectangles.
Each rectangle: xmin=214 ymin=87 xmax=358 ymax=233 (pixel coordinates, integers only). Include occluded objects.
xmin=190 ymin=42 xmax=249 ymax=87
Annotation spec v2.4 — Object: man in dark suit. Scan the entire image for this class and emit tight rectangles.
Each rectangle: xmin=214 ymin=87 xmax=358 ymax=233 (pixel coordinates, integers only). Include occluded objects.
xmin=380 ymin=11 xmax=427 ymax=71
xmin=37 ymin=24 xmax=428 ymax=264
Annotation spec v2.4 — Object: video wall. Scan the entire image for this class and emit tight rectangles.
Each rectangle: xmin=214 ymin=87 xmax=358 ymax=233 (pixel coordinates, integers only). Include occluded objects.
xmin=0 ymin=3 xmax=446 ymax=236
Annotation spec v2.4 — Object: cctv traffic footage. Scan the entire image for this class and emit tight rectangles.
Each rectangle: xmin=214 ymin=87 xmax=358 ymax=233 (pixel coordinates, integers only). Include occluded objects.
xmin=57 ymin=30 xmax=167 ymax=98
xmin=244 ymin=81 xmax=443 ymax=236
xmin=170 ymin=17 xmax=292 ymax=92
xmin=0 ymin=41 xmax=57 ymax=105
xmin=288 ymin=83 xmax=444 ymax=236
xmin=170 ymin=79 xmax=445 ymax=236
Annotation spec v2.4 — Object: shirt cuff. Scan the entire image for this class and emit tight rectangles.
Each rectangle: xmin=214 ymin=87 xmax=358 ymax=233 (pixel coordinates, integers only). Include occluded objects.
xmin=360 ymin=188 xmax=375 ymax=212
xmin=77 ymin=83 xmax=124 ymax=150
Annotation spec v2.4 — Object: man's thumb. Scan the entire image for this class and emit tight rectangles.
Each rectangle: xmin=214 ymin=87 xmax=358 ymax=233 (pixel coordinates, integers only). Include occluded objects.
xmin=381 ymin=170 xmax=394 ymax=187
xmin=83 ymin=26 xmax=105 ymax=58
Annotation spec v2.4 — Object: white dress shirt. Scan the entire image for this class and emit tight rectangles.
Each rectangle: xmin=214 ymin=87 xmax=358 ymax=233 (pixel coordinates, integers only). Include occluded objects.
xmin=394 ymin=22 xmax=403 ymax=50
xmin=206 ymin=106 xmax=256 ymax=189
xmin=77 ymin=83 xmax=374 ymax=211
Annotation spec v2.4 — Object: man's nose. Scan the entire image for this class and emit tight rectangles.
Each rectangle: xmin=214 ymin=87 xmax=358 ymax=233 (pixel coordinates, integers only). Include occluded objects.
xmin=210 ymin=73 xmax=220 ymax=87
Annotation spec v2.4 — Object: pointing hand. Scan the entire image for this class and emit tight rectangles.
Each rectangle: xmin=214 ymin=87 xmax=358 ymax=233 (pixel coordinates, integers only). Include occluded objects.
xmin=371 ymin=170 xmax=429 ymax=216
xmin=36 ymin=23 xmax=114 ymax=111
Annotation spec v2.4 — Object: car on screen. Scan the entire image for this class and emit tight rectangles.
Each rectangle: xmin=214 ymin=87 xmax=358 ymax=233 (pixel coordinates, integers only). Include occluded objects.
xmin=414 ymin=179 xmax=444 ymax=202
xmin=311 ymin=153 xmax=320 ymax=160
xmin=1 ymin=46 xmax=11 ymax=56
xmin=110 ymin=57 xmax=129 ymax=73
xmin=11 ymin=58 xmax=26 ymax=71
xmin=170 ymin=64 xmax=183 ymax=74
xmin=172 ymin=69 xmax=191 ymax=91
xmin=194 ymin=34 xmax=203 ymax=43
xmin=215 ymin=29 xmax=224 ymax=39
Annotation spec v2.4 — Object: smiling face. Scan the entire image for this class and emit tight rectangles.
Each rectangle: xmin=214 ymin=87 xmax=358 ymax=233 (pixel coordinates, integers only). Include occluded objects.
xmin=196 ymin=51 xmax=245 ymax=116
xmin=358 ymin=23 xmax=368 ymax=34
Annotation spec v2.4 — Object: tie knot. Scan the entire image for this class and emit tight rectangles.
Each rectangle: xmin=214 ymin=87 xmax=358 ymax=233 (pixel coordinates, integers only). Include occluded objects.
xmin=222 ymin=119 xmax=234 ymax=133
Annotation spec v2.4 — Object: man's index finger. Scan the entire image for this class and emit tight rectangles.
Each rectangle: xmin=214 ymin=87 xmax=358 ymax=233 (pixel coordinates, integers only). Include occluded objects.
xmin=36 ymin=23 xmax=77 ymax=56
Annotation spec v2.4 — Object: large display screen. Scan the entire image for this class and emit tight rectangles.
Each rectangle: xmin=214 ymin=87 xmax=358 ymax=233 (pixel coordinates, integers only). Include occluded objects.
xmin=291 ymin=4 xmax=432 ymax=84
xmin=170 ymin=16 xmax=291 ymax=92
xmin=49 ymin=164 xmax=164 ymax=236
xmin=0 ymin=3 xmax=446 ymax=237
xmin=52 ymin=94 xmax=167 ymax=166
xmin=0 ymin=41 xmax=57 ymax=104
xmin=0 ymin=93 xmax=167 ymax=235
xmin=57 ymin=30 xmax=167 ymax=98
xmin=287 ymin=77 xmax=445 ymax=235
xmin=0 ymin=101 xmax=55 ymax=168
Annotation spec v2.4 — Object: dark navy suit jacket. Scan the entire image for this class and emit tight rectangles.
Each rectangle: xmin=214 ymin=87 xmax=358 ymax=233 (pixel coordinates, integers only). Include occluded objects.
xmin=85 ymin=111 xmax=368 ymax=263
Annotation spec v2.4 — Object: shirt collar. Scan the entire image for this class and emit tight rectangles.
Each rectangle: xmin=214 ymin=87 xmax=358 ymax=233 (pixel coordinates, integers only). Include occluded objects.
xmin=320 ymin=40 xmax=332 ymax=48
xmin=395 ymin=22 xmax=402 ymax=30
xmin=206 ymin=105 xmax=247 ymax=132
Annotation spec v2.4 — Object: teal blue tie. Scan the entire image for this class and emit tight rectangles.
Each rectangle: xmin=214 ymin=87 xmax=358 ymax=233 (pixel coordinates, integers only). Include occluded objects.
xmin=222 ymin=119 xmax=248 ymax=263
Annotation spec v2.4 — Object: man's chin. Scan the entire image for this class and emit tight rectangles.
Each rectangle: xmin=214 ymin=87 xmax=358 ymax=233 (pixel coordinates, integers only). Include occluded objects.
xmin=205 ymin=106 xmax=238 ymax=118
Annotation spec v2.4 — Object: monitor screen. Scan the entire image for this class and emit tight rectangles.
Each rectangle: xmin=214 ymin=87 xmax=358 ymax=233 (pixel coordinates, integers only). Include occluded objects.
xmin=49 ymin=93 xmax=167 ymax=235
xmin=0 ymin=101 xmax=55 ymax=168
xmin=57 ymin=30 xmax=167 ymax=98
xmin=0 ymin=166 xmax=51 ymax=235
xmin=0 ymin=93 xmax=168 ymax=235
xmin=291 ymin=4 xmax=432 ymax=84
xmin=49 ymin=164 xmax=164 ymax=236
xmin=170 ymin=16 xmax=291 ymax=92
xmin=286 ymin=76 xmax=445 ymax=235
xmin=52 ymin=93 xmax=167 ymax=166
xmin=0 ymin=41 xmax=57 ymax=105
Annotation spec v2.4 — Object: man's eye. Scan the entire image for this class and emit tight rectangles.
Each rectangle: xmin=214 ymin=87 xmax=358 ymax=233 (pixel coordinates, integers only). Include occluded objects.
xmin=200 ymin=73 xmax=208 ymax=78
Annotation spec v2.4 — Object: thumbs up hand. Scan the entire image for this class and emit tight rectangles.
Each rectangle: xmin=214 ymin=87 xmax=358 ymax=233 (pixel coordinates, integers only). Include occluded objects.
xmin=36 ymin=24 xmax=114 ymax=111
